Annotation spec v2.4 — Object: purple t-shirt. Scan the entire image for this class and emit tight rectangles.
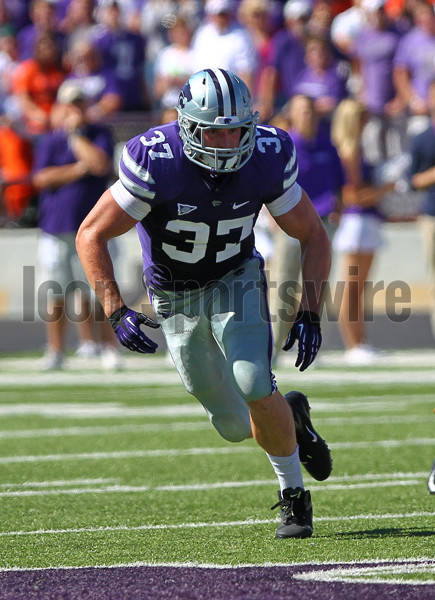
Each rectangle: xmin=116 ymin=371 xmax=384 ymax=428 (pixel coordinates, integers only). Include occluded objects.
xmin=354 ymin=26 xmax=401 ymax=114
xmin=66 ymin=68 xmax=121 ymax=105
xmin=16 ymin=26 xmax=66 ymax=61
xmin=393 ymin=26 xmax=435 ymax=100
xmin=91 ymin=27 xmax=146 ymax=111
xmin=293 ymin=63 xmax=348 ymax=106
xmin=268 ymin=29 xmax=305 ymax=104
xmin=118 ymin=121 xmax=299 ymax=290
xmin=289 ymin=123 xmax=344 ymax=218
xmin=35 ymin=125 xmax=114 ymax=235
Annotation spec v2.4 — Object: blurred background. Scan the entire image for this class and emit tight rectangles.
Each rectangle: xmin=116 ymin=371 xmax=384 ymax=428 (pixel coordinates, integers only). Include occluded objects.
xmin=1 ymin=0 xmax=435 ymax=357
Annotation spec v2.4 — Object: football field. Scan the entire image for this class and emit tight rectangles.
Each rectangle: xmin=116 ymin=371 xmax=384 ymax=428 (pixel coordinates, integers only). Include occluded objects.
xmin=0 ymin=350 xmax=434 ymax=599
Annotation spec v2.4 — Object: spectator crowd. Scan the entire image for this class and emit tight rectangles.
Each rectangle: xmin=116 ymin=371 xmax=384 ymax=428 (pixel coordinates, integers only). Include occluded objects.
xmin=0 ymin=0 xmax=433 ymax=224
xmin=2 ymin=0 xmax=435 ymax=366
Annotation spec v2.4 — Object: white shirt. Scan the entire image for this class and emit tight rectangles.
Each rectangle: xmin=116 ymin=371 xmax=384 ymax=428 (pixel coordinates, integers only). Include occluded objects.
xmin=190 ymin=21 xmax=257 ymax=75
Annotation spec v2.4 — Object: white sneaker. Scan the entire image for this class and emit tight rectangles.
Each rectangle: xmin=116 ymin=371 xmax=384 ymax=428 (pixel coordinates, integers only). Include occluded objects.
xmin=344 ymin=344 xmax=380 ymax=366
xmin=100 ymin=345 xmax=124 ymax=370
xmin=76 ymin=341 xmax=100 ymax=358
xmin=41 ymin=350 xmax=64 ymax=371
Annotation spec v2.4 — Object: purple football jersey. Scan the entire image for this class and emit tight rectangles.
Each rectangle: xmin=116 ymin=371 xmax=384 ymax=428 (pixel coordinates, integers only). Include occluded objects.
xmin=118 ymin=121 xmax=298 ymax=290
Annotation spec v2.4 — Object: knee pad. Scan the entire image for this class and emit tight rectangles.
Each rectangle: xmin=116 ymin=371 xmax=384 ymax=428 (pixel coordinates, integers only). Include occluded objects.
xmin=232 ymin=359 xmax=273 ymax=403
xmin=210 ymin=411 xmax=252 ymax=443
xmin=186 ymin=383 xmax=252 ymax=443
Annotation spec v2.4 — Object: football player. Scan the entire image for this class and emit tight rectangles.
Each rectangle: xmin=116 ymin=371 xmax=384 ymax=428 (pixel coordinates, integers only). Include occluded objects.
xmin=76 ymin=68 xmax=332 ymax=539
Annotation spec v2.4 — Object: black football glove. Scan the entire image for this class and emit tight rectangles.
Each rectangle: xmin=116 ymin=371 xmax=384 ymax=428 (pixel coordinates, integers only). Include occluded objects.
xmin=109 ymin=305 xmax=160 ymax=354
xmin=283 ymin=310 xmax=322 ymax=371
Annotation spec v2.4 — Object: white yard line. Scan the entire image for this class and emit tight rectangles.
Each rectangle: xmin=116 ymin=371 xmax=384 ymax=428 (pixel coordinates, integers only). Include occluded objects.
xmin=1 ymin=369 xmax=435 ymax=387
xmin=0 ymin=422 xmax=210 ymax=439
xmin=0 ymin=413 xmax=430 ymax=440
xmin=1 ymin=352 xmax=435 ymax=387
xmin=0 ymin=403 xmax=204 ymax=418
xmin=0 ymin=438 xmax=433 ymax=465
xmin=0 ymin=556 xmax=433 ymax=574
xmin=330 ymin=438 xmax=435 ymax=449
xmin=0 ymin=511 xmax=433 ymax=539
xmin=0 ymin=478 xmax=426 ymax=498
xmin=0 ymin=446 xmax=258 ymax=464
xmin=0 ymin=478 xmax=116 ymax=489
xmin=0 ymin=395 xmax=432 ymax=420
xmin=0 ymin=470 xmax=425 ymax=490
xmin=294 ymin=563 xmax=435 ymax=585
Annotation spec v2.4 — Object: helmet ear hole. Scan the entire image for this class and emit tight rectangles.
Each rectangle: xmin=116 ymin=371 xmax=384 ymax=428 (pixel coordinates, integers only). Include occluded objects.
xmin=177 ymin=68 xmax=259 ymax=173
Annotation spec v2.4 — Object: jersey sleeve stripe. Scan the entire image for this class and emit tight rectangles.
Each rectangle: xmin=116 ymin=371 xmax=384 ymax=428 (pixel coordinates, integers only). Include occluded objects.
xmin=266 ymin=182 xmax=302 ymax=217
xmin=121 ymin=146 xmax=156 ymax=184
xmin=283 ymin=154 xmax=298 ymax=190
xmin=110 ymin=180 xmax=151 ymax=221
xmin=119 ymin=170 xmax=156 ymax=200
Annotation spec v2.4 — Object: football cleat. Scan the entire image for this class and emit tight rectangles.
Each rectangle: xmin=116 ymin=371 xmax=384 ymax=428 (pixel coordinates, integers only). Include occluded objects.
xmin=428 ymin=460 xmax=435 ymax=494
xmin=271 ymin=487 xmax=313 ymax=539
xmin=285 ymin=390 xmax=332 ymax=481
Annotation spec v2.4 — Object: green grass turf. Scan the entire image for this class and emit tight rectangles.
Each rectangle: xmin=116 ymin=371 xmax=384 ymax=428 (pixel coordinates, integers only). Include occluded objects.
xmin=0 ymin=355 xmax=434 ymax=575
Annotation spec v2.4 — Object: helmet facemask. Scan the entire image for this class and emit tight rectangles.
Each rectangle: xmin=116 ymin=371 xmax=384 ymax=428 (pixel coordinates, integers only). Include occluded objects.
xmin=177 ymin=69 xmax=259 ymax=174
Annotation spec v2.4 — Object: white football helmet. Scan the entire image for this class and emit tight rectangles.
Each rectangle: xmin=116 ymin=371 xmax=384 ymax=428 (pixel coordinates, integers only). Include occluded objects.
xmin=176 ymin=68 xmax=259 ymax=173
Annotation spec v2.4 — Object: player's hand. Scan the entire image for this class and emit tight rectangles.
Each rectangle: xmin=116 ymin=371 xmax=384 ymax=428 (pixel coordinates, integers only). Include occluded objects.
xmin=108 ymin=305 xmax=160 ymax=354
xmin=283 ymin=310 xmax=322 ymax=371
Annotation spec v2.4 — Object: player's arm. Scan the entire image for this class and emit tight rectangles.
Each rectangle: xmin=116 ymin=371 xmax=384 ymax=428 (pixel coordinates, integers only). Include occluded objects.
xmin=272 ymin=188 xmax=331 ymax=371
xmin=76 ymin=188 xmax=159 ymax=354
xmin=273 ymin=188 xmax=331 ymax=315
xmin=76 ymin=188 xmax=136 ymax=316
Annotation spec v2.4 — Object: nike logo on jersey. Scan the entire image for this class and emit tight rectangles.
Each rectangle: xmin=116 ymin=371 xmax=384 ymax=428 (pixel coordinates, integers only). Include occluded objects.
xmin=178 ymin=203 xmax=197 ymax=215
xmin=305 ymin=427 xmax=318 ymax=443
xmin=232 ymin=201 xmax=249 ymax=209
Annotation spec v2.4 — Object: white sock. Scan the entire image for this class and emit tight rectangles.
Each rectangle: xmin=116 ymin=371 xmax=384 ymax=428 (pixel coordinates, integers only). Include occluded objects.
xmin=267 ymin=446 xmax=304 ymax=493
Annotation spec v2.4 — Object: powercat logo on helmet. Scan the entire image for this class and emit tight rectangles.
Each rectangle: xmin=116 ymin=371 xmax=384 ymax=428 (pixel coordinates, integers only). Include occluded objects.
xmin=178 ymin=82 xmax=193 ymax=109
xmin=214 ymin=116 xmax=240 ymax=125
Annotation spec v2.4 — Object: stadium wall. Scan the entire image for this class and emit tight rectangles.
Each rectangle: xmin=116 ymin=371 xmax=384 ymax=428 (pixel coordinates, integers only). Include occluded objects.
xmin=0 ymin=221 xmax=430 ymax=323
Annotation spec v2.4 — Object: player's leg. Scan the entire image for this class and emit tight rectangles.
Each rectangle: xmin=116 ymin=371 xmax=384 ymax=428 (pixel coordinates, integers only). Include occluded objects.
xmin=250 ymin=389 xmax=313 ymax=539
xmin=211 ymin=258 xmax=312 ymax=537
xmin=150 ymin=287 xmax=252 ymax=443
xmin=284 ymin=391 xmax=332 ymax=481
